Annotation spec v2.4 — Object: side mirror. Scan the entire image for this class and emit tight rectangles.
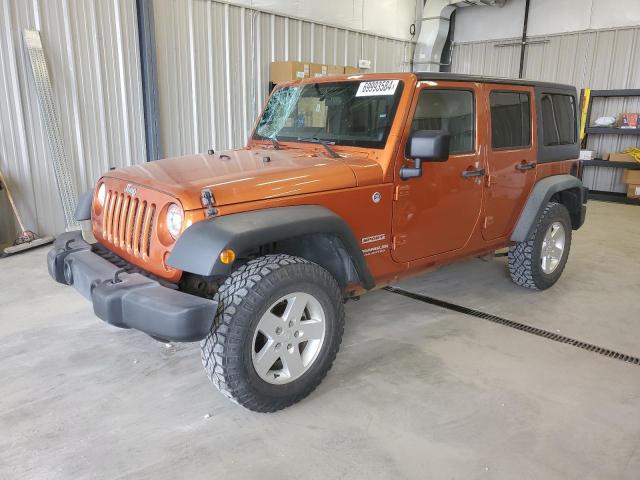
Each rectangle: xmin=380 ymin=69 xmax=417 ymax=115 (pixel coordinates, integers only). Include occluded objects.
xmin=400 ymin=130 xmax=450 ymax=180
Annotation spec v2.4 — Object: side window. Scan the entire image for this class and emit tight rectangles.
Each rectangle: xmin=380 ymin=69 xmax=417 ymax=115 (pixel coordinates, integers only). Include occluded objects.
xmin=412 ymin=89 xmax=474 ymax=154
xmin=490 ymin=91 xmax=531 ymax=149
xmin=541 ymin=93 xmax=576 ymax=146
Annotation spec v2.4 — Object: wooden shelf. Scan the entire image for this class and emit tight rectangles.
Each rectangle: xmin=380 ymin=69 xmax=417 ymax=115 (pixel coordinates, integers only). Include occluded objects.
xmin=585 ymin=127 xmax=640 ymax=135
xmin=588 ymin=191 xmax=640 ymax=205
xmin=580 ymin=88 xmax=640 ymax=205
xmin=589 ymin=89 xmax=640 ymax=98
xmin=581 ymin=159 xmax=640 ymax=169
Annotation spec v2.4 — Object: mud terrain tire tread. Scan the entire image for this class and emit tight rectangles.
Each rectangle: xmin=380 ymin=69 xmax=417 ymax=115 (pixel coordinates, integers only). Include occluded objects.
xmin=508 ymin=201 xmax=572 ymax=291
xmin=201 ymin=254 xmax=344 ymax=412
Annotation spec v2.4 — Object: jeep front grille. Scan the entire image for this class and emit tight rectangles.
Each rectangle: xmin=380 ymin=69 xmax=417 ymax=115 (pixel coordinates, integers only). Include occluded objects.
xmin=102 ymin=189 xmax=156 ymax=259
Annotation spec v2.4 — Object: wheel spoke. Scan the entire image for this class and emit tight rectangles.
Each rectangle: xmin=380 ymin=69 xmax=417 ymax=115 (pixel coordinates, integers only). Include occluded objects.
xmin=254 ymin=340 xmax=280 ymax=377
xmin=284 ymin=293 xmax=310 ymax=324
xmin=252 ymin=289 xmax=327 ymax=385
xmin=258 ymin=312 xmax=283 ymax=337
xmin=540 ymin=222 xmax=566 ymax=274
xmin=299 ymin=319 xmax=324 ymax=341
xmin=552 ymin=245 xmax=563 ymax=259
xmin=282 ymin=347 xmax=304 ymax=378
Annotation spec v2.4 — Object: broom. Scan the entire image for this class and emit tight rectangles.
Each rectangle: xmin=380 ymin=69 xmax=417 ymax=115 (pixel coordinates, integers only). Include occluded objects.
xmin=0 ymin=168 xmax=54 ymax=256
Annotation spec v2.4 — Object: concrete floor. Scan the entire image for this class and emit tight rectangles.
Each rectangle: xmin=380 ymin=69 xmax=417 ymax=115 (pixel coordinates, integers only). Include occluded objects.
xmin=1 ymin=200 xmax=639 ymax=480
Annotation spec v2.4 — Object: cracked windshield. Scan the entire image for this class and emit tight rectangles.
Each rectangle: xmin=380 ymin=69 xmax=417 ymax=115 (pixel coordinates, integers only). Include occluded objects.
xmin=254 ymin=80 xmax=404 ymax=149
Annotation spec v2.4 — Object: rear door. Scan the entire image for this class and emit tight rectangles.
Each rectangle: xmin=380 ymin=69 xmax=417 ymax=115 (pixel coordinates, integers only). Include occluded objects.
xmin=391 ymin=81 xmax=485 ymax=262
xmin=482 ymin=85 xmax=537 ymax=240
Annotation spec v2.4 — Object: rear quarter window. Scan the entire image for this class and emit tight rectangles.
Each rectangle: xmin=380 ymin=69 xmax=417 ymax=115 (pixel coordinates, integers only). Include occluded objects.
xmin=541 ymin=93 xmax=576 ymax=146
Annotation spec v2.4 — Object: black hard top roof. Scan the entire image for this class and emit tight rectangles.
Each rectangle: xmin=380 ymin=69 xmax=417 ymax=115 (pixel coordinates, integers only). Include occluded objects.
xmin=414 ymin=72 xmax=576 ymax=92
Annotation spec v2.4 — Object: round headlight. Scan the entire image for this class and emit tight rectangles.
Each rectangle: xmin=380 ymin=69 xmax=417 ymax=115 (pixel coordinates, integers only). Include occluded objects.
xmin=166 ymin=203 xmax=184 ymax=239
xmin=97 ymin=183 xmax=106 ymax=207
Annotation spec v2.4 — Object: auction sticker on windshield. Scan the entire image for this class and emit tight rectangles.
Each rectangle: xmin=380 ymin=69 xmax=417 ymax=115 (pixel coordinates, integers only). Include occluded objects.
xmin=356 ymin=80 xmax=399 ymax=97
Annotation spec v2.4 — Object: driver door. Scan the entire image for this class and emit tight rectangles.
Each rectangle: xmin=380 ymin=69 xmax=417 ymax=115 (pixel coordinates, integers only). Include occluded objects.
xmin=391 ymin=82 xmax=486 ymax=263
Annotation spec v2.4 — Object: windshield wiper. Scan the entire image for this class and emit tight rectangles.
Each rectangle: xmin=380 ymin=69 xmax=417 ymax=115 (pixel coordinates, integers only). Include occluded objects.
xmin=296 ymin=137 xmax=340 ymax=158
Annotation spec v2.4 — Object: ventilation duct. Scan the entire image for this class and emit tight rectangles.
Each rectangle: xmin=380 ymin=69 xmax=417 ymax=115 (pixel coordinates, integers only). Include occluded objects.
xmin=413 ymin=0 xmax=507 ymax=72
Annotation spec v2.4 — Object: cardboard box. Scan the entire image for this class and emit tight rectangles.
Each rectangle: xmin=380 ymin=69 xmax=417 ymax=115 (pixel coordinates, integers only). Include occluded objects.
xmin=344 ymin=66 xmax=360 ymax=75
xmin=297 ymin=97 xmax=327 ymax=128
xmin=623 ymin=169 xmax=640 ymax=184
xmin=270 ymin=61 xmax=310 ymax=84
xmin=627 ymin=184 xmax=640 ymax=199
xmin=311 ymin=63 xmax=349 ymax=78
xmin=310 ymin=63 xmax=327 ymax=78
xmin=579 ymin=149 xmax=594 ymax=160
xmin=604 ymin=152 xmax=637 ymax=163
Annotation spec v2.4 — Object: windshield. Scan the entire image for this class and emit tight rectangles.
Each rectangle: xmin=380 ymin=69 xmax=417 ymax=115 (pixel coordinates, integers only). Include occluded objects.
xmin=253 ymin=80 xmax=404 ymax=149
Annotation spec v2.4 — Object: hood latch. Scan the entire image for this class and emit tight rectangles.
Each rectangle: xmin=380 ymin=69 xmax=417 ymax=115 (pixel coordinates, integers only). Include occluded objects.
xmin=201 ymin=189 xmax=217 ymax=218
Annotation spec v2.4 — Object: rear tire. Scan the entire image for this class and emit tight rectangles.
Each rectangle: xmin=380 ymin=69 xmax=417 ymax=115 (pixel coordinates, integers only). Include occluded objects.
xmin=201 ymin=254 xmax=344 ymax=412
xmin=508 ymin=202 xmax=572 ymax=290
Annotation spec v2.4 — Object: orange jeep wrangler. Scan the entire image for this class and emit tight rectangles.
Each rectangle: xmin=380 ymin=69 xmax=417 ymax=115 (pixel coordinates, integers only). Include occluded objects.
xmin=48 ymin=73 xmax=587 ymax=411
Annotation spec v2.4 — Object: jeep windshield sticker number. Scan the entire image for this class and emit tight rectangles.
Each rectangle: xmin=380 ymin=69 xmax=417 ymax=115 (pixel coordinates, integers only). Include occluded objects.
xmin=356 ymin=80 xmax=399 ymax=97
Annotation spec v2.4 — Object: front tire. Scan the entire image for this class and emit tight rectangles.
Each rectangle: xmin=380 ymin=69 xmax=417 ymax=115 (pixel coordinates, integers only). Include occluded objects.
xmin=508 ymin=202 xmax=572 ymax=290
xmin=201 ymin=254 xmax=345 ymax=412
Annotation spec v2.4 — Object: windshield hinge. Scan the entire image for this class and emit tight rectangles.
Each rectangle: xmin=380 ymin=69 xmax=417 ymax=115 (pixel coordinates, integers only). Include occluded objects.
xmin=392 ymin=234 xmax=407 ymax=249
xmin=394 ymin=185 xmax=410 ymax=201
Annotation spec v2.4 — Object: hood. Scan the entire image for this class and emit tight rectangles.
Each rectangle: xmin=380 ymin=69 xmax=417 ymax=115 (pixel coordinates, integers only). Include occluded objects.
xmin=103 ymin=148 xmax=378 ymax=210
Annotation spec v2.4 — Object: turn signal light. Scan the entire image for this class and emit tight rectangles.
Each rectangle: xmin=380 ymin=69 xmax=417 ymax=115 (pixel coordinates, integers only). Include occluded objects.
xmin=219 ymin=249 xmax=236 ymax=264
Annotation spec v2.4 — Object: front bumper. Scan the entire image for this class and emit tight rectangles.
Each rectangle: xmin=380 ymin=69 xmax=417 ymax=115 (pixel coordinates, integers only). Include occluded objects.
xmin=47 ymin=232 xmax=217 ymax=342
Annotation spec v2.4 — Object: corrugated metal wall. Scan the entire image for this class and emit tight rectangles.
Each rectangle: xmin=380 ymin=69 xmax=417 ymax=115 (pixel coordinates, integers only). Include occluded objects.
xmin=153 ymin=0 xmax=414 ymax=158
xmin=0 ymin=0 xmax=146 ymax=244
xmin=451 ymin=26 xmax=640 ymax=158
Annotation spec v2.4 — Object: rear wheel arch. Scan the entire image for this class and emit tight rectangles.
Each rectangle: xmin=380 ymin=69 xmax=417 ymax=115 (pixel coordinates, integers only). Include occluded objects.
xmin=550 ymin=187 xmax=583 ymax=230
xmin=511 ymin=174 xmax=585 ymax=242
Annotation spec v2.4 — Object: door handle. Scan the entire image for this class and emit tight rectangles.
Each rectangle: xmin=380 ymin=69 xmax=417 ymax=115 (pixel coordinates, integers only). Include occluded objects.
xmin=461 ymin=167 xmax=486 ymax=178
xmin=516 ymin=161 xmax=536 ymax=171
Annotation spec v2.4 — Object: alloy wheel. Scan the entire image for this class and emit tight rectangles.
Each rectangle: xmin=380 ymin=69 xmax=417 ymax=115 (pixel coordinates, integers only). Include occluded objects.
xmin=540 ymin=221 xmax=566 ymax=274
xmin=251 ymin=292 xmax=326 ymax=384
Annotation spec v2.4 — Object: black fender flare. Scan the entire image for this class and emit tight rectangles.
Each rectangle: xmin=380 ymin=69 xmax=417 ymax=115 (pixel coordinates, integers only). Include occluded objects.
xmin=511 ymin=174 xmax=585 ymax=242
xmin=75 ymin=191 xmax=93 ymax=221
xmin=167 ymin=205 xmax=375 ymax=290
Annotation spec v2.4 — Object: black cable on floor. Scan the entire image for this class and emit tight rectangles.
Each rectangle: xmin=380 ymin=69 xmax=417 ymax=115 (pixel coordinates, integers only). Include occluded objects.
xmin=383 ymin=285 xmax=640 ymax=366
